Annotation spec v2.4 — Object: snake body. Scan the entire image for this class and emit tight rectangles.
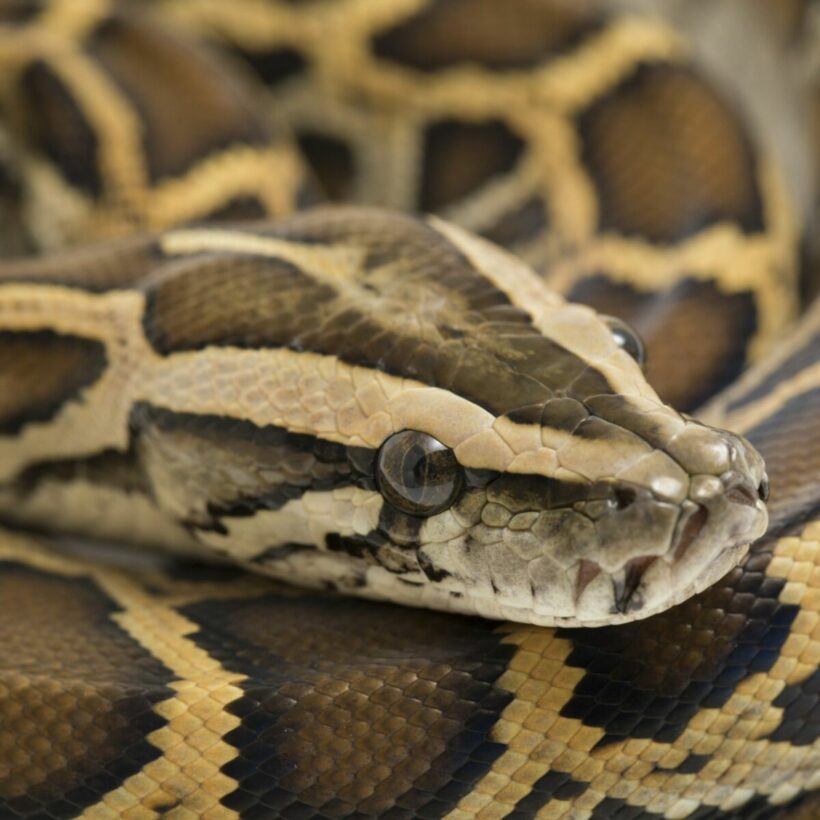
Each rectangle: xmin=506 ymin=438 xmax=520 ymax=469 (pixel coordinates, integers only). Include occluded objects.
xmin=0 ymin=0 xmax=818 ymax=817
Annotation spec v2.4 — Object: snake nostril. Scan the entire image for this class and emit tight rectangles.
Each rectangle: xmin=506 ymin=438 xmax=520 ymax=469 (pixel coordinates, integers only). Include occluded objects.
xmin=758 ymin=476 xmax=770 ymax=502
xmin=614 ymin=487 xmax=637 ymax=510
xmin=725 ymin=484 xmax=758 ymax=508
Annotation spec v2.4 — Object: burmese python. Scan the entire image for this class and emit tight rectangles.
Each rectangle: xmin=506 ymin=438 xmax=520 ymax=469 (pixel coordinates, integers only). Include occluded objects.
xmin=0 ymin=0 xmax=817 ymax=817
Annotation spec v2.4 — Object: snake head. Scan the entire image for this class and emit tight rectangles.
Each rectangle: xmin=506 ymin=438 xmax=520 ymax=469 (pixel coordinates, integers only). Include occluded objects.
xmin=361 ymin=385 xmax=769 ymax=627
xmin=80 ymin=208 xmax=767 ymax=626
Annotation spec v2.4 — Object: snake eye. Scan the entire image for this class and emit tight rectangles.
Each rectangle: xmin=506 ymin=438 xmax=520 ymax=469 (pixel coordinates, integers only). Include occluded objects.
xmin=602 ymin=315 xmax=646 ymax=367
xmin=377 ymin=430 xmax=463 ymax=516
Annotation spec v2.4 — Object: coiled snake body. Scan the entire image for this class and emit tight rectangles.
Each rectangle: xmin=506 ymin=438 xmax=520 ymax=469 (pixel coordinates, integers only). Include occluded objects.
xmin=0 ymin=1 xmax=817 ymax=817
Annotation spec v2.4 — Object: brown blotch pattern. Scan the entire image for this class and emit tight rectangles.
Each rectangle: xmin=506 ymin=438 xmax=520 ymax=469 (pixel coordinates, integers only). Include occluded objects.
xmin=180 ymin=593 xmax=515 ymax=818
xmin=19 ymin=60 xmax=103 ymax=195
xmin=87 ymin=12 xmax=269 ymax=183
xmin=371 ymin=0 xmax=602 ymax=71
xmin=0 ymin=330 xmax=107 ymax=435
xmin=420 ymin=119 xmax=525 ymax=212
xmin=142 ymin=252 xmax=337 ymax=353
xmin=0 ymin=563 xmax=172 ymax=816
xmin=579 ymin=63 xmax=764 ymax=242
xmin=297 ymin=132 xmax=357 ymax=202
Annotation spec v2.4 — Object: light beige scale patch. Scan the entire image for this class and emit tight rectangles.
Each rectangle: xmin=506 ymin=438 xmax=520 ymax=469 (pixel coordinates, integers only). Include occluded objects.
xmin=446 ymin=518 xmax=820 ymax=820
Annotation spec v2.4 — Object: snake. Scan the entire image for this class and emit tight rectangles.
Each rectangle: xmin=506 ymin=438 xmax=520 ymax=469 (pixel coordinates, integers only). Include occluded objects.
xmin=0 ymin=0 xmax=817 ymax=817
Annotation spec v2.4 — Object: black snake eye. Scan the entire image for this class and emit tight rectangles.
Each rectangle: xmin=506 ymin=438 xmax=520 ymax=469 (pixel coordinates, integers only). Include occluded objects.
xmin=377 ymin=430 xmax=463 ymax=516
xmin=602 ymin=315 xmax=646 ymax=367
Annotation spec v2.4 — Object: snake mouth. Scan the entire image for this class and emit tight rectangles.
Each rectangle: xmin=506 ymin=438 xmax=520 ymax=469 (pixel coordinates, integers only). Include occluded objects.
xmin=613 ymin=555 xmax=658 ymax=614
xmin=609 ymin=504 xmax=709 ymax=615
xmin=672 ymin=502 xmax=709 ymax=561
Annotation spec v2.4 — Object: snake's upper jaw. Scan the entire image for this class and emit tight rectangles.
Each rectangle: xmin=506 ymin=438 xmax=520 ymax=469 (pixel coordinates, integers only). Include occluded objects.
xmin=573 ymin=430 xmax=770 ymax=625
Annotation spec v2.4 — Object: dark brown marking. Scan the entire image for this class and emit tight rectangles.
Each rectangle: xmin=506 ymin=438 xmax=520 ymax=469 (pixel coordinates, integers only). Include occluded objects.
xmin=764 ymin=667 xmax=820 ymax=747
xmin=588 ymin=797 xmax=665 ymax=819
xmin=0 ymin=156 xmax=30 ymax=257
xmin=483 ymin=195 xmax=549 ymax=249
xmin=179 ymin=593 xmax=514 ymax=816
xmin=0 ymin=2 xmax=44 ymax=24
xmin=579 ymin=63 xmax=764 ymax=242
xmin=326 ymin=532 xmax=419 ymax=575
xmin=512 ymin=770 xmax=589 ymax=816
xmin=575 ymin=559 xmax=601 ymax=602
xmin=673 ymin=505 xmax=708 ymax=561
xmin=296 ymin=132 xmax=356 ymax=201
xmin=87 ymin=12 xmax=270 ymax=182
xmin=203 ymin=195 xmax=269 ymax=221
xmin=371 ymin=0 xmax=602 ymax=71
xmin=420 ymin=119 xmax=525 ymax=211
xmin=614 ymin=555 xmax=657 ymax=614
xmin=231 ymin=46 xmax=308 ymax=87
xmin=725 ymin=484 xmax=759 ymax=508
xmin=0 ymin=330 xmax=107 ymax=435
xmin=19 ymin=61 xmax=103 ymax=195
xmin=0 ymin=563 xmax=172 ymax=816
xmin=486 ymin=473 xmax=605 ymax=515
xmin=251 ymin=543 xmax=317 ymax=564
xmin=14 ymin=445 xmax=151 ymax=499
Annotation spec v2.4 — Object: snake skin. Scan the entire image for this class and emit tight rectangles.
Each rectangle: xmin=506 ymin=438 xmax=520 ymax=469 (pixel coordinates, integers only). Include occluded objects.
xmin=0 ymin=0 xmax=818 ymax=817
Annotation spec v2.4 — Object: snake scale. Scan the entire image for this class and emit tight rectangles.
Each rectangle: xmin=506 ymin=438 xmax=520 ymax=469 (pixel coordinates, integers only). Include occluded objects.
xmin=0 ymin=0 xmax=818 ymax=817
